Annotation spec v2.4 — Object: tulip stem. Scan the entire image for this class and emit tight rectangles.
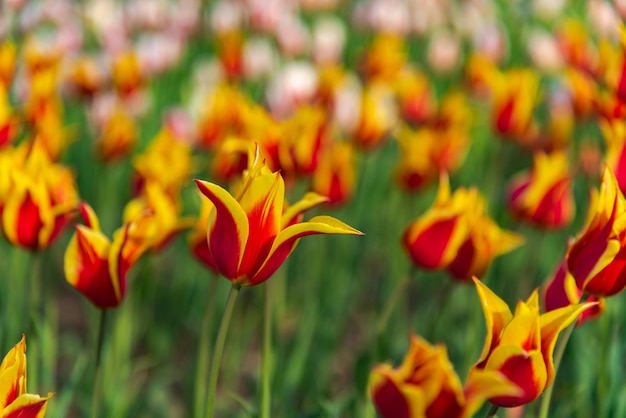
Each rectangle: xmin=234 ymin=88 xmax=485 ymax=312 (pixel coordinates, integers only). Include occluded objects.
xmin=194 ymin=278 xmax=219 ymax=418
xmin=205 ymin=284 xmax=241 ymax=418
xmin=485 ymin=403 xmax=500 ymax=417
xmin=537 ymin=321 xmax=576 ymax=418
xmin=261 ymin=281 xmax=273 ymax=418
xmin=91 ymin=308 xmax=107 ymax=418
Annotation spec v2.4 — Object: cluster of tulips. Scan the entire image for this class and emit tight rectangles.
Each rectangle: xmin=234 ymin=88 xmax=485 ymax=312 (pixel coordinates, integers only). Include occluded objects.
xmin=1 ymin=0 xmax=626 ymax=417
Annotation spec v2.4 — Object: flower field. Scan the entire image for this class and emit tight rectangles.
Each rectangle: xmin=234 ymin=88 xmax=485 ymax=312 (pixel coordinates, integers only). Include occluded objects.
xmin=0 ymin=0 xmax=626 ymax=417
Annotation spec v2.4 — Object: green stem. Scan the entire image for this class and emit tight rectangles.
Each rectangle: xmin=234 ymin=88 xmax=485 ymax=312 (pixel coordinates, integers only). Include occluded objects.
xmin=194 ymin=278 xmax=219 ymax=418
xmin=375 ymin=275 xmax=410 ymax=337
xmin=90 ymin=309 xmax=108 ymax=418
xmin=485 ymin=403 xmax=500 ymax=418
xmin=538 ymin=321 xmax=576 ymax=418
xmin=261 ymin=281 xmax=273 ymax=418
xmin=205 ymin=284 xmax=241 ymax=418
xmin=28 ymin=252 xmax=42 ymax=392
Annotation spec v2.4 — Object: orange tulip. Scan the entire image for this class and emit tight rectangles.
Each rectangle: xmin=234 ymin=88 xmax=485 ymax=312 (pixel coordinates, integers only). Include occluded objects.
xmin=471 ymin=279 xmax=593 ymax=407
xmin=369 ymin=334 xmax=520 ymax=418
xmin=195 ymin=147 xmax=363 ymax=286
xmin=567 ymin=165 xmax=626 ymax=296
xmin=0 ymin=336 xmax=53 ymax=418
xmin=112 ymin=50 xmax=143 ymax=97
xmin=65 ymin=203 xmax=151 ymax=309
xmin=507 ymin=152 xmax=575 ymax=228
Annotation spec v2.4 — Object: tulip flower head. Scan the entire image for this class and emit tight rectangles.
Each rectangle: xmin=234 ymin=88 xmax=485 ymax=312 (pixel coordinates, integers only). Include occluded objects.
xmin=0 ymin=336 xmax=53 ymax=417
xmin=369 ymin=334 xmax=521 ymax=418
xmin=195 ymin=146 xmax=363 ymax=286
xmin=403 ymin=174 xmax=524 ymax=280
xmin=507 ymin=152 xmax=575 ymax=229
xmin=567 ymin=165 xmax=626 ymax=296
xmin=471 ymin=278 xmax=593 ymax=407
xmin=65 ymin=203 xmax=152 ymax=309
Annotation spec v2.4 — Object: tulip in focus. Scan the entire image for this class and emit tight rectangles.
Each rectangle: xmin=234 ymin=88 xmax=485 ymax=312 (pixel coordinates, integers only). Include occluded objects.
xmin=602 ymin=118 xmax=626 ymax=194
xmin=369 ymin=334 xmax=520 ymax=418
xmin=507 ymin=152 xmax=575 ymax=228
xmin=195 ymin=146 xmax=363 ymax=286
xmin=0 ymin=336 xmax=53 ymax=417
xmin=65 ymin=203 xmax=152 ymax=309
xmin=567 ymin=166 xmax=626 ymax=296
xmin=471 ymin=279 xmax=593 ymax=407
xmin=403 ymin=174 xmax=524 ymax=280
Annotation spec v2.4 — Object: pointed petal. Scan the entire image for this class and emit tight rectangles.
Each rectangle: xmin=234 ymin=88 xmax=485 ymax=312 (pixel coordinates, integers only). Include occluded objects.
xmin=540 ymin=301 xmax=596 ymax=386
xmin=248 ymin=216 xmax=363 ymax=285
xmin=1 ymin=393 xmax=53 ymax=418
xmin=0 ymin=337 xmax=26 ymax=409
xmin=78 ymin=202 xmax=101 ymax=231
xmin=461 ymin=369 xmax=523 ymax=418
xmin=195 ymin=179 xmax=249 ymax=279
xmin=473 ymin=278 xmax=513 ymax=366
xmin=281 ymin=192 xmax=329 ymax=227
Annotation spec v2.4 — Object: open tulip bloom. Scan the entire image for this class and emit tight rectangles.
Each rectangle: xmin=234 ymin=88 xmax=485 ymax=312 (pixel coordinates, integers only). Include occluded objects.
xmin=471 ymin=279 xmax=594 ymax=407
xmin=194 ymin=147 xmax=363 ymax=286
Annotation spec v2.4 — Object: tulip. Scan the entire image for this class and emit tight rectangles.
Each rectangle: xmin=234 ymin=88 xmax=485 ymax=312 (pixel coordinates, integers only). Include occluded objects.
xmin=64 ymin=202 xmax=151 ymax=309
xmin=361 ymin=34 xmax=407 ymax=82
xmin=403 ymin=174 xmax=523 ymax=279
xmin=0 ymin=139 xmax=79 ymax=250
xmin=96 ymin=107 xmax=138 ymax=163
xmin=567 ymin=166 xmax=626 ymax=296
xmin=507 ymin=152 xmax=575 ymax=228
xmin=189 ymin=191 xmax=217 ymax=272
xmin=312 ymin=141 xmax=356 ymax=205
xmin=196 ymin=83 xmax=246 ymax=149
xmin=543 ymin=258 xmax=605 ymax=325
xmin=0 ymin=40 xmax=16 ymax=88
xmin=0 ymin=84 xmax=17 ymax=148
xmin=0 ymin=336 xmax=53 ymax=417
xmin=112 ymin=50 xmax=143 ymax=97
xmin=490 ymin=68 xmax=540 ymax=141
xmin=122 ymin=181 xmax=194 ymax=251
xmin=369 ymin=334 xmax=521 ymax=418
xmin=195 ymin=147 xmax=363 ymax=286
xmin=601 ymin=118 xmax=626 ymax=194
xmin=393 ymin=67 xmax=434 ymax=125
xmin=352 ymin=82 xmax=397 ymax=150
xmin=132 ymin=125 xmax=193 ymax=196
xmin=471 ymin=279 xmax=593 ymax=407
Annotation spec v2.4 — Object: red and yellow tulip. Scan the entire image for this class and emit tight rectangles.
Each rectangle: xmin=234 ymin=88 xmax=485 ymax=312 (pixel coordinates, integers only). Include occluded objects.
xmin=195 ymin=147 xmax=363 ymax=286
xmin=312 ymin=140 xmax=356 ymax=205
xmin=64 ymin=203 xmax=151 ymax=309
xmin=0 ymin=139 xmax=78 ymax=250
xmin=471 ymin=279 xmax=593 ymax=407
xmin=369 ymin=334 xmax=520 ymax=418
xmin=403 ymin=174 xmax=523 ymax=280
xmin=0 ymin=40 xmax=16 ymax=88
xmin=490 ymin=68 xmax=539 ymax=141
xmin=0 ymin=84 xmax=17 ymax=149
xmin=97 ymin=107 xmax=138 ymax=163
xmin=507 ymin=152 xmax=575 ymax=229
xmin=543 ymin=258 xmax=605 ymax=325
xmin=112 ymin=50 xmax=143 ymax=97
xmin=567 ymin=165 xmax=626 ymax=296
xmin=0 ymin=336 xmax=53 ymax=418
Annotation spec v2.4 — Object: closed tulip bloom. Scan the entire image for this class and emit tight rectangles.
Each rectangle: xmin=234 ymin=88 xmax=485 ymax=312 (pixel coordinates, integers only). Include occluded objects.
xmin=369 ymin=334 xmax=520 ymax=418
xmin=65 ymin=203 xmax=151 ymax=308
xmin=0 ymin=336 xmax=53 ymax=418
xmin=507 ymin=152 xmax=575 ymax=228
xmin=96 ymin=108 xmax=137 ymax=163
xmin=1 ymin=140 xmax=78 ymax=250
xmin=471 ymin=279 xmax=593 ymax=407
xmin=353 ymin=82 xmax=397 ymax=150
xmin=312 ymin=141 xmax=356 ymax=205
xmin=602 ymin=118 xmax=626 ymax=194
xmin=195 ymin=148 xmax=363 ymax=286
xmin=112 ymin=50 xmax=143 ymax=97
xmin=0 ymin=41 xmax=16 ymax=88
xmin=189 ymin=191 xmax=217 ymax=272
xmin=403 ymin=175 xmax=523 ymax=279
xmin=567 ymin=165 xmax=626 ymax=296
xmin=0 ymin=84 xmax=17 ymax=148
xmin=393 ymin=67 xmax=435 ymax=125
xmin=491 ymin=68 xmax=539 ymax=141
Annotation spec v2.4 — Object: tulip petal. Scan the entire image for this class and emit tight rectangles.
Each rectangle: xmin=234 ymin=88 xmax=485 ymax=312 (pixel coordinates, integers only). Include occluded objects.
xmin=369 ymin=365 xmax=427 ymax=418
xmin=281 ymin=192 xmax=329 ymax=227
xmin=237 ymin=171 xmax=284 ymax=277
xmin=462 ymin=369 xmax=523 ymax=418
xmin=195 ymin=179 xmax=249 ymax=279
xmin=473 ymin=278 xmax=513 ymax=366
xmin=539 ymin=302 xmax=596 ymax=386
xmin=0 ymin=393 xmax=52 ymax=418
xmin=483 ymin=345 xmax=547 ymax=407
xmin=249 ymin=216 xmax=363 ymax=285
xmin=0 ymin=337 xmax=26 ymax=409
xmin=78 ymin=202 xmax=100 ymax=231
